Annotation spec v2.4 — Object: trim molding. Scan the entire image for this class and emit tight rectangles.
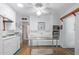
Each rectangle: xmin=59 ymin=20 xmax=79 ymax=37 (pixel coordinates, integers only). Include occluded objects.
xmin=60 ymin=8 xmax=79 ymax=21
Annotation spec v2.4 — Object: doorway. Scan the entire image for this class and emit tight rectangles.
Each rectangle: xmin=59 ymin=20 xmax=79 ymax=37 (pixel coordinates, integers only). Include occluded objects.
xmin=22 ymin=21 xmax=29 ymax=47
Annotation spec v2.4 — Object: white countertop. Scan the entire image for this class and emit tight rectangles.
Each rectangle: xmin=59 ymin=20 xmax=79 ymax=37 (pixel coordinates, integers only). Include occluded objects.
xmin=3 ymin=35 xmax=16 ymax=40
xmin=2 ymin=31 xmax=19 ymax=38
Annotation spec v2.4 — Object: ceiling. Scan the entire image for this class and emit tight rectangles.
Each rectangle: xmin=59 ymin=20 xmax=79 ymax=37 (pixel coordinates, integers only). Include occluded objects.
xmin=7 ymin=3 xmax=76 ymax=16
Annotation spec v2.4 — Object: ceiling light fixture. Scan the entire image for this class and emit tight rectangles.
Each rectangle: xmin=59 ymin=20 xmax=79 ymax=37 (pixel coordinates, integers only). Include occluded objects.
xmin=33 ymin=3 xmax=46 ymax=16
xmin=17 ymin=3 xmax=24 ymax=8
xmin=36 ymin=10 xmax=42 ymax=16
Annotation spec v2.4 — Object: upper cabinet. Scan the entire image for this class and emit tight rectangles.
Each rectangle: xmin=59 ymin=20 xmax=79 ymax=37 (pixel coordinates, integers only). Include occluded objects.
xmin=0 ymin=16 xmax=3 ymax=32
xmin=0 ymin=4 xmax=16 ymax=20
xmin=0 ymin=4 xmax=16 ymax=31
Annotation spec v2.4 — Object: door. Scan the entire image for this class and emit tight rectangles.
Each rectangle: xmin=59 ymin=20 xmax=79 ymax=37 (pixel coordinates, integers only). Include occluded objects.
xmin=22 ymin=21 xmax=29 ymax=46
xmin=22 ymin=22 xmax=28 ymax=40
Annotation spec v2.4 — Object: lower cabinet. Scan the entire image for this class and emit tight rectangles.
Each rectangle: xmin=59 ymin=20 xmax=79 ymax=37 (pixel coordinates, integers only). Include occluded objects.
xmin=31 ymin=40 xmax=53 ymax=46
xmin=0 ymin=36 xmax=3 ymax=55
xmin=17 ymin=35 xmax=20 ymax=49
xmin=28 ymin=38 xmax=53 ymax=46
xmin=3 ymin=35 xmax=20 ymax=55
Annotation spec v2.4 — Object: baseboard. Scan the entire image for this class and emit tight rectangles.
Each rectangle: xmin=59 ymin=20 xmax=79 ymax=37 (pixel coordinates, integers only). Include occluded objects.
xmin=29 ymin=45 xmax=62 ymax=48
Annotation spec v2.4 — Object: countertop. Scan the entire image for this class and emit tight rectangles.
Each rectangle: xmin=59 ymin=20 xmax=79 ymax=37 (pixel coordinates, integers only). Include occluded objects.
xmin=2 ymin=31 xmax=19 ymax=38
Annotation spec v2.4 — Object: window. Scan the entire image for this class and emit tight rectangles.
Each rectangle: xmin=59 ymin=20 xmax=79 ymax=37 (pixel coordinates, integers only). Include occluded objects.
xmin=38 ymin=22 xmax=45 ymax=31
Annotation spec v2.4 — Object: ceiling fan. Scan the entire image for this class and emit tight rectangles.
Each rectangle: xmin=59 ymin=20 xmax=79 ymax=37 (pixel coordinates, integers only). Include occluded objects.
xmin=32 ymin=3 xmax=49 ymax=16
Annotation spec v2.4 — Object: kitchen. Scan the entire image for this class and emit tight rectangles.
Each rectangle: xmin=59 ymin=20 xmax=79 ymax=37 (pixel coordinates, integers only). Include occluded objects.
xmin=0 ymin=3 xmax=79 ymax=55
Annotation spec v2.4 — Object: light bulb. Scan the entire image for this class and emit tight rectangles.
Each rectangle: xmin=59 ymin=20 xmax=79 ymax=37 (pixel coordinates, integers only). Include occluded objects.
xmin=36 ymin=11 xmax=42 ymax=16
xmin=17 ymin=3 xmax=24 ymax=8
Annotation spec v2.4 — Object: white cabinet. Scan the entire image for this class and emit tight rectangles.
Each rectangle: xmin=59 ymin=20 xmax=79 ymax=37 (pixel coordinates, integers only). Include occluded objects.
xmin=0 ymin=16 xmax=3 ymax=31
xmin=0 ymin=35 xmax=3 ymax=55
xmin=29 ymin=38 xmax=53 ymax=46
xmin=31 ymin=40 xmax=38 ymax=46
xmin=3 ymin=35 xmax=20 ymax=55
xmin=16 ymin=35 xmax=20 ymax=49
xmin=0 ymin=16 xmax=3 ymax=55
xmin=30 ymin=40 xmax=53 ymax=46
xmin=38 ymin=40 xmax=52 ymax=45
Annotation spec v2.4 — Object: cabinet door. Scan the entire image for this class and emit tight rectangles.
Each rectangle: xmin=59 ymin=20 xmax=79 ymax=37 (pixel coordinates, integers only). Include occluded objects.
xmin=17 ymin=36 xmax=20 ymax=49
xmin=0 ymin=16 xmax=3 ymax=54
xmin=38 ymin=40 xmax=52 ymax=45
xmin=0 ymin=16 xmax=3 ymax=31
xmin=31 ymin=40 xmax=38 ymax=46
xmin=3 ymin=37 xmax=17 ymax=55
xmin=0 ymin=36 xmax=3 ymax=55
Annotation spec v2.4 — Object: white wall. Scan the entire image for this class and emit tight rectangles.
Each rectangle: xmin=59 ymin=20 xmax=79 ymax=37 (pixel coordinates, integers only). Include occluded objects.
xmin=75 ymin=12 xmax=79 ymax=55
xmin=60 ymin=15 xmax=75 ymax=48
xmin=53 ymin=13 xmax=60 ymax=25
